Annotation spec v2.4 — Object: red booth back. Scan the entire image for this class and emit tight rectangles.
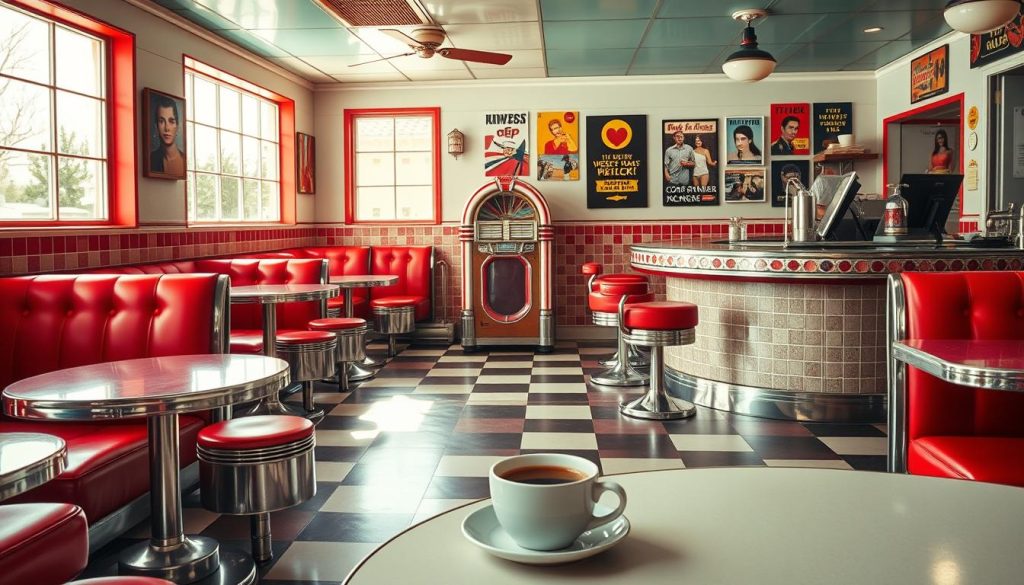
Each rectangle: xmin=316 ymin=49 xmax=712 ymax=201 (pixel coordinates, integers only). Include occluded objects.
xmin=371 ymin=246 xmax=432 ymax=301
xmin=901 ymin=271 xmax=1024 ymax=440
xmin=193 ymin=258 xmax=325 ymax=330
xmin=0 ymin=274 xmax=225 ymax=388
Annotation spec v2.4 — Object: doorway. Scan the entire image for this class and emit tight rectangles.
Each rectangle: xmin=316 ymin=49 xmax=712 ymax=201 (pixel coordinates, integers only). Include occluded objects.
xmin=989 ymin=65 xmax=1024 ymax=211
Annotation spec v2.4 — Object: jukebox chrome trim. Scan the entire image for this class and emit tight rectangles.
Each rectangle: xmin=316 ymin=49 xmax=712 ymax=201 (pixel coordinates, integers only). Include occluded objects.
xmin=478 ymin=254 xmax=533 ymax=324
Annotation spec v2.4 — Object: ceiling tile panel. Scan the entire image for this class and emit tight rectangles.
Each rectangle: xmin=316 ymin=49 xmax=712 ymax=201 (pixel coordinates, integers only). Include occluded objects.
xmin=403 ymin=68 xmax=475 ymax=81
xmin=778 ymin=41 xmax=888 ymax=69
xmin=747 ymin=14 xmax=834 ymax=46
xmin=329 ymin=71 xmax=408 ymax=83
xmin=546 ymin=48 xmax=633 ymax=76
xmin=249 ymin=28 xmax=375 ymax=56
xmin=465 ymin=50 xmax=545 ymax=70
xmin=861 ymin=0 xmax=948 ymax=10
xmin=768 ymin=0 xmax=871 ymax=14
xmin=215 ymin=29 xmax=289 ymax=57
xmin=845 ymin=39 xmax=915 ymax=70
xmin=267 ymin=57 xmax=335 ymax=82
xmin=302 ymin=55 xmax=400 ymax=75
xmin=540 ymin=0 xmax=658 ymax=22
xmin=902 ymin=14 xmax=954 ymax=42
xmin=389 ymin=54 xmax=472 ymax=71
xmin=172 ymin=6 xmax=238 ymax=30
xmin=442 ymin=22 xmax=544 ymax=50
xmin=643 ymin=17 xmax=739 ymax=48
xmin=194 ymin=0 xmax=341 ymax=29
xmin=630 ymin=46 xmax=727 ymax=74
xmin=423 ymin=0 xmax=539 ymax=24
xmin=544 ymin=20 xmax=649 ymax=50
xmin=471 ymin=67 xmax=547 ymax=79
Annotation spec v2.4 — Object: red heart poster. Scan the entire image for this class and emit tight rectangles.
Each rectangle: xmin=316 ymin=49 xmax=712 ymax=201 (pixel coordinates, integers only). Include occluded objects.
xmin=586 ymin=115 xmax=647 ymax=209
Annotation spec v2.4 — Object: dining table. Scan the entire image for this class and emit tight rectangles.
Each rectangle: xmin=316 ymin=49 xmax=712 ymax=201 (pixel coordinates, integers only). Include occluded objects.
xmin=0 ymin=432 xmax=67 ymax=501
xmin=329 ymin=274 xmax=399 ymax=377
xmin=3 ymin=354 xmax=290 ymax=585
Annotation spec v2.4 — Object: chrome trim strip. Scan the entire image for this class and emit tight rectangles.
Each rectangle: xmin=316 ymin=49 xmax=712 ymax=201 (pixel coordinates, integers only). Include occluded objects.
xmin=319 ymin=260 xmax=330 ymax=318
xmin=664 ymin=367 xmax=887 ymax=423
xmin=892 ymin=343 xmax=1024 ymax=391
xmin=473 ymin=337 xmax=541 ymax=345
xmin=538 ymin=309 xmax=554 ymax=349
xmin=429 ymin=247 xmax=436 ymax=322
xmin=887 ymin=273 xmax=909 ymax=473
xmin=623 ymin=328 xmax=693 ymax=347
xmin=211 ymin=275 xmax=230 ymax=354
xmin=0 ymin=435 xmax=66 ymax=501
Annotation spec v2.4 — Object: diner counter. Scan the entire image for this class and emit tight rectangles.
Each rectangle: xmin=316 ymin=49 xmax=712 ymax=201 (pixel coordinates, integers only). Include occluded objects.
xmin=628 ymin=238 xmax=1024 ymax=423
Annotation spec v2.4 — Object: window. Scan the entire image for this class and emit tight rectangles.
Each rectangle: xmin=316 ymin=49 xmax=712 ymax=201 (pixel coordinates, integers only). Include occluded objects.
xmin=185 ymin=60 xmax=286 ymax=223
xmin=345 ymin=108 xmax=440 ymax=224
xmin=0 ymin=1 xmax=113 ymax=224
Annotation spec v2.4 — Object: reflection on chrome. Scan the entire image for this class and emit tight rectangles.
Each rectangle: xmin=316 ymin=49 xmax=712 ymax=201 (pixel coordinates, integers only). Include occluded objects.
xmin=358 ymin=395 xmax=434 ymax=433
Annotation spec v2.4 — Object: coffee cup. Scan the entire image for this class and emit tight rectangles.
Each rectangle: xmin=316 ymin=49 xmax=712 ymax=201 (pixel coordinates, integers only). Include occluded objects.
xmin=838 ymin=133 xmax=855 ymax=147
xmin=488 ymin=453 xmax=627 ymax=551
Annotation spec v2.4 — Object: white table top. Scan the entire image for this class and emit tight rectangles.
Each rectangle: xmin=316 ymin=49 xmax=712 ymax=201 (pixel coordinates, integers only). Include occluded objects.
xmin=230 ymin=284 xmax=339 ymax=304
xmin=344 ymin=468 xmax=1024 ymax=585
xmin=329 ymin=275 xmax=398 ymax=288
xmin=3 ymin=354 xmax=289 ymax=420
xmin=0 ymin=432 xmax=67 ymax=501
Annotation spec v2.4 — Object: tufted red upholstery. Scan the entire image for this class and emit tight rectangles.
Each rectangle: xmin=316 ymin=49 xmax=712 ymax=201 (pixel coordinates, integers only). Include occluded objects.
xmin=370 ymin=246 xmax=433 ymax=321
xmin=249 ymin=247 xmax=371 ymax=318
xmin=899 ymin=271 xmax=1024 ymax=486
xmin=309 ymin=317 xmax=366 ymax=331
xmin=623 ymin=301 xmax=699 ymax=331
xmin=276 ymin=330 xmax=336 ymax=345
xmin=0 ymin=503 xmax=88 ymax=585
xmin=589 ymin=291 xmax=654 ymax=313
xmin=198 ymin=415 xmax=313 ymax=450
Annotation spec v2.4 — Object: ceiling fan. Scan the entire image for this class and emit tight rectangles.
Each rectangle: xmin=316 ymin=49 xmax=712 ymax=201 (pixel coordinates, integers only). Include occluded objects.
xmin=351 ymin=26 xmax=513 ymax=67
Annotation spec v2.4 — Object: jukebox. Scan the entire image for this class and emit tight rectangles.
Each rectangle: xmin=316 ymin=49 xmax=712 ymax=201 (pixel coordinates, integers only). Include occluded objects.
xmin=460 ymin=176 xmax=554 ymax=351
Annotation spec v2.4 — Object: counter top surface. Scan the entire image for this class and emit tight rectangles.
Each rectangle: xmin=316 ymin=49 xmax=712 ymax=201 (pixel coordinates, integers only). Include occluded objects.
xmin=630 ymin=237 xmax=1024 ymax=280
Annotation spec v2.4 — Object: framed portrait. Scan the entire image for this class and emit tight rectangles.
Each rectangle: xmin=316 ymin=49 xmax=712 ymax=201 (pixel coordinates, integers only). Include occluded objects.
xmin=661 ymin=119 xmax=720 ymax=206
xmin=770 ymin=160 xmax=810 ymax=208
xmin=725 ymin=116 xmax=764 ymax=166
xmin=910 ymin=44 xmax=949 ymax=104
xmin=142 ymin=88 xmax=186 ymax=180
xmin=297 ymin=132 xmax=316 ymax=194
xmin=724 ymin=167 xmax=765 ymax=203
xmin=769 ymin=103 xmax=810 ymax=155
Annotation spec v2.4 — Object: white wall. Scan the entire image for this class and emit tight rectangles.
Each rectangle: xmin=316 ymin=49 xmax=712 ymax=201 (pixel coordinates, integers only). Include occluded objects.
xmin=315 ymin=72 xmax=879 ymax=223
xmin=60 ymin=0 xmax=316 ymax=225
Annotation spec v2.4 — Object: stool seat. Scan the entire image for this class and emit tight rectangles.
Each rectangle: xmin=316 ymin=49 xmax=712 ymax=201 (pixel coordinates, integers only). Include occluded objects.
xmin=276 ymin=330 xmax=336 ymax=345
xmin=592 ymin=273 xmax=648 ymax=291
xmin=308 ymin=317 xmax=367 ymax=331
xmin=597 ymin=280 xmax=650 ymax=297
xmin=589 ymin=291 xmax=654 ymax=313
xmin=199 ymin=415 xmax=314 ymax=450
xmin=623 ymin=301 xmax=699 ymax=330
xmin=581 ymin=262 xmax=602 ymax=275
xmin=370 ymin=296 xmax=419 ymax=308
xmin=71 ymin=578 xmax=176 ymax=584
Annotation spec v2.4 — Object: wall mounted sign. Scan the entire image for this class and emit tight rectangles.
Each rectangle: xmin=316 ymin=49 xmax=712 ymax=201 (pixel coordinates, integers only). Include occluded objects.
xmin=966 ymin=159 xmax=979 ymax=191
xmin=812 ymin=102 xmax=853 ymax=154
xmin=586 ymin=115 xmax=647 ymax=209
xmin=968 ymin=132 xmax=978 ymax=151
xmin=910 ymin=44 xmax=948 ymax=104
xmin=967 ymin=105 xmax=980 ymax=130
xmin=661 ymin=119 xmax=719 ymax=206
xmin=536 ymin=111 xmax=579 ymax=181
xmin=769 ymin=103 xmax=810 ymax=155
xmin=297 ymin=132 xmax=315 ymax=194
xmin=770 ymin=159 xmax=810 ymax=208
xmin=724 ymin=167 xmax=765 ymax=203
xmin=970 ymin=8 xmax=1024 ymax=68
xmin=484 ymin=111 xmax=530 ymax=176
xmin=725 ymin=116 xmax=764 ymax=166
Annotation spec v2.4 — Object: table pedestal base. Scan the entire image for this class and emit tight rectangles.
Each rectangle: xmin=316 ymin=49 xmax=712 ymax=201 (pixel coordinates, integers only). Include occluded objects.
xmin=237 ymin=398 xmax=314 ymax=419
xmin=117 ymin=538 xmax=255 ymax=585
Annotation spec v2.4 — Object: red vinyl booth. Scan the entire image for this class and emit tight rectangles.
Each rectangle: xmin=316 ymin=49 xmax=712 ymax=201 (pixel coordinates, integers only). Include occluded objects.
xmin=0 ymin=274 xmax=229 ymax=544
xmin=247 ymin=246 xmax=371 ymax=317
xmin=370 ymin=246 xmax=434 ymax=322
xmin=888 ymin=271 xmax=1024 ymax=486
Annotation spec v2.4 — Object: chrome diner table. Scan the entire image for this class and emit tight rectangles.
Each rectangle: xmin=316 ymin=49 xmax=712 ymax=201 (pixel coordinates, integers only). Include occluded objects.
xmin=2 ymin=354 xmax=290 ymax=585
xmin=329 ymin=274 xmax=399 ymax=377
xmin=0 ymin=432 xmax=67 ymax=501
xmin=344 ymin=467 xmax=1024 ymax=584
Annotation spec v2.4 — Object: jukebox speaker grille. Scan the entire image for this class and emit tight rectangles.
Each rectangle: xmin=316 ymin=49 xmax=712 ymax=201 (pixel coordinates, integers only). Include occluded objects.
xmin=476 ymin=222 xmax=504 ymax=241
xmin=508 ymin=222 xmax=537 ymax=240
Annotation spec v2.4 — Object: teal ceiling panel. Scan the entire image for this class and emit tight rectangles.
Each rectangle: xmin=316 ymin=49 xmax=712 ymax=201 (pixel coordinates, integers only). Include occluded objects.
xmin=903 ymin=14 xmax=954 ymax=42
xmin=172 ymin=6 xmax=238 ymax=30
xmin=194 ymin=0 xmax=341 ymax=30
xmin=644 ymin=17 xmax=739 ymax=48
xmin=543 ymin=20 xmax=649 ymax=50
xmin=216 ymin=29 xmax=290 ymax=58
xmin=249 ymin=28 xmax=373 ymax=56
xmin=779 ymin=41 xmax=888 ymax=68
xmin=749 ymin=13 xmax=835 ymax=46
xmin=862 ymin=0 xmax=949 ymax=10
xmin=630 ymin=46 xmax=727 ymax=74
xmin=845 ymin=40 xmax=915 ymax=70
xmin=656 ymin=0 xmax=770 ymax=19
xmin=546 ymin=48 xmax=633 ymax=75
xmin=768 ymin=0 xmax=870 ymax=14
xmin=540 ymin=0 xmax=658 ymax=22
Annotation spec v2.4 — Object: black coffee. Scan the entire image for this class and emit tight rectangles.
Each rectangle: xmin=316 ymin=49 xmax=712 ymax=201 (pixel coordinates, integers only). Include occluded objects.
xmin=500 ymin=465 xmax=588 ymax=485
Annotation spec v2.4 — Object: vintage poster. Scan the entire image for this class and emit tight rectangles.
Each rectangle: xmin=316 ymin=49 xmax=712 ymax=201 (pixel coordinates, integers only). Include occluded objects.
xmin=724 ymin=167 xmax=765 ymax=203
xmin=910 ymin=45 xmax=949 ymax=104
xmin=586 ymin=115 xmax=647 ymax=209
xmin=725 ymin=116 xmax=764 ymax=166
xmin=812 ymin=102 xmax=852 ymax=154
xmin=770 ymin=160 xmax=810 ymax=208
xmin=536 ymin=111 xmax=579 ymax=181
xmin=484 ymin=111 xmax=529 ymax=176
xmin=661 ymin=119 xmax=719 ymax=206
xmin=971 ymin=7 xmax=1024 ymax=68
xmin=769 ymin=103 xmax=810 ymax=155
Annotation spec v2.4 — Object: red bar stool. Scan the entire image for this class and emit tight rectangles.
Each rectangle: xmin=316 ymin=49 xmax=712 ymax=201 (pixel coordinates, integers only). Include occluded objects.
xmin=589 ymin=279 xmax=653 ymax=387
xmin=581 ymin=262 xmax=650 ymax=368
xmin=197 ymin=415 xmax=316 ymax=564
xmin=371 ymin=297 xmax=416 ymax=358
xmin=274 ymin=331 xmax=337 ymax=423
xmin=617 ymin=300 xmax=699 ymax=420
xmin=309 ymin=317 xmax=368 ymax=391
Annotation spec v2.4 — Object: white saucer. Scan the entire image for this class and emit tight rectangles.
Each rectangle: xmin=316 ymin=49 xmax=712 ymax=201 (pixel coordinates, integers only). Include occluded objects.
xmin=461 ymin=504 xmax=630 ymax=565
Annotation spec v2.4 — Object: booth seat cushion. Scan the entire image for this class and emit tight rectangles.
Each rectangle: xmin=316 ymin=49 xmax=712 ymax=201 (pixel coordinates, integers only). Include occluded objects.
xmin=370 ymin=246 xmax=432 ymax=321
xmin=198 ymin=415 xmax=313 ymax=450
xmin=909 ymin=436 xmax=1024 ymax=487
xmin=309 ymin=317 xmax=366 ymax=331
xmin=588 ymin=291 xmax=654 ymax=314
xmin=229 ymin=329 xmax=265 ymax=354
xmin=623 ymin=301 xmax=699 ymax=331
xmin=3 ymin=415 xmax=204 ymax=522
xmin=0 ymin=503 xmax=88 ymax=585
xmin=371 ymin=295 xmax=428 ymax=319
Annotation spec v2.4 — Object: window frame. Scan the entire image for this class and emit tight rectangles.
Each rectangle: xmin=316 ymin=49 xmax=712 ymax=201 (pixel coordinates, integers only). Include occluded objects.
xmin=344 ymin=107 xmax=441 ymax=225
xmin=183 ymin=55 xmax=296 ymax=226
xmin=0 ymin=0 xmax=136 ymax=229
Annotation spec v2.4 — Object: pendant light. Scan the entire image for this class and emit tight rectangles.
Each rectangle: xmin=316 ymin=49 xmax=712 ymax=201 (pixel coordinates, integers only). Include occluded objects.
xmin=943 ymin=0 xmax=1020 ymax=35
xmin=722 ymin=9 xmax=776 ymax=82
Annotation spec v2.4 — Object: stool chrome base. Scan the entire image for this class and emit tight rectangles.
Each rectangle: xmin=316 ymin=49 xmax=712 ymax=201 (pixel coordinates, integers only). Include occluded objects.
xmin=119 ymin=535 xmax=220 ymax=582
xmin=590 ymin=362 xmax=649 ymax=387
xmin=620 ymin=392 xmax=696 ymax=420
xmin=599 ymin=345 xmax=650 ymax=368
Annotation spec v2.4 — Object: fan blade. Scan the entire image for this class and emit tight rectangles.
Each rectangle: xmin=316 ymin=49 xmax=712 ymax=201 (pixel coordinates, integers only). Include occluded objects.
xmin=379 ymin=28 xmax=424 ymax=47
xmin=349 ymin=52 xmax=416 ymax=67
xmin=438 ymin=47 xmax=512 ymax=65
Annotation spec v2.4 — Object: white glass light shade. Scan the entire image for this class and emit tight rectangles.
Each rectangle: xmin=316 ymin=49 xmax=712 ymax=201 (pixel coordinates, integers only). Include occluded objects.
xmin=943 ymin=0 xmax=1020 ymax=35
xmin=722 ymin=57 xmax=777 ymax=82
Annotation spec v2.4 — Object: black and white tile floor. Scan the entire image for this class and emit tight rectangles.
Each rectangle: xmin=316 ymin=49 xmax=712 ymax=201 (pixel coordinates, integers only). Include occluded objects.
xmin=85 ymin=339 xmax=888 ymax=584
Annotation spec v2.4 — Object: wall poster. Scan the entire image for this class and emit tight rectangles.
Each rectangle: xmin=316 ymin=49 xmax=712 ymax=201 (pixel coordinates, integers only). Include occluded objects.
xmin=536 ymin=111 xmax=580 ymax=181
xmin=910 ymin=44 xmax=949 ymax=104
xmin=661 ymin=119 xmax=719 ymax=206
xmin=970 ymin=8 xmax=1024 ymax=68
xmin=812 ymin=102 xmax=852 ymax=154
xmin=725 ymin=117 xmax=764 ymax=166
xmin=770 ymin=160 xmax=810 ymax=208
xmin=484 ymin=112 xmax=530 ymax=176
xmin=724 ymin=167 xmax=765 ymax=203
xmin=769 ymin=103 xmax=810 ymax=155
xmin=586 ymin=115 xmax=647 ymax=209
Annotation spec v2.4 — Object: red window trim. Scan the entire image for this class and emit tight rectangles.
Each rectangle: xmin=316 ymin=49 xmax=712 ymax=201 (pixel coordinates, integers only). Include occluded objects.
xmin=344 ymin=107 xmax=442 ymax=225
xmin=183 ymin=55 xmax=296 ymax=225
xmin=1 ymin=0 xmax=137 ymax=229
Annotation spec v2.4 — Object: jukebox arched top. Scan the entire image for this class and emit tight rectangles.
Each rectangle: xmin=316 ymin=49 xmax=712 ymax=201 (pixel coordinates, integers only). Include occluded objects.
xmin=460 ymin=176 xmax=552 ymax=229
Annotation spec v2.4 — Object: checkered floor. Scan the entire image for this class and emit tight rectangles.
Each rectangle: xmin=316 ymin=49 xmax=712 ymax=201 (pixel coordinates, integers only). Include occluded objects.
xmin=84 ymin=339 xmax=888 ymax=584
